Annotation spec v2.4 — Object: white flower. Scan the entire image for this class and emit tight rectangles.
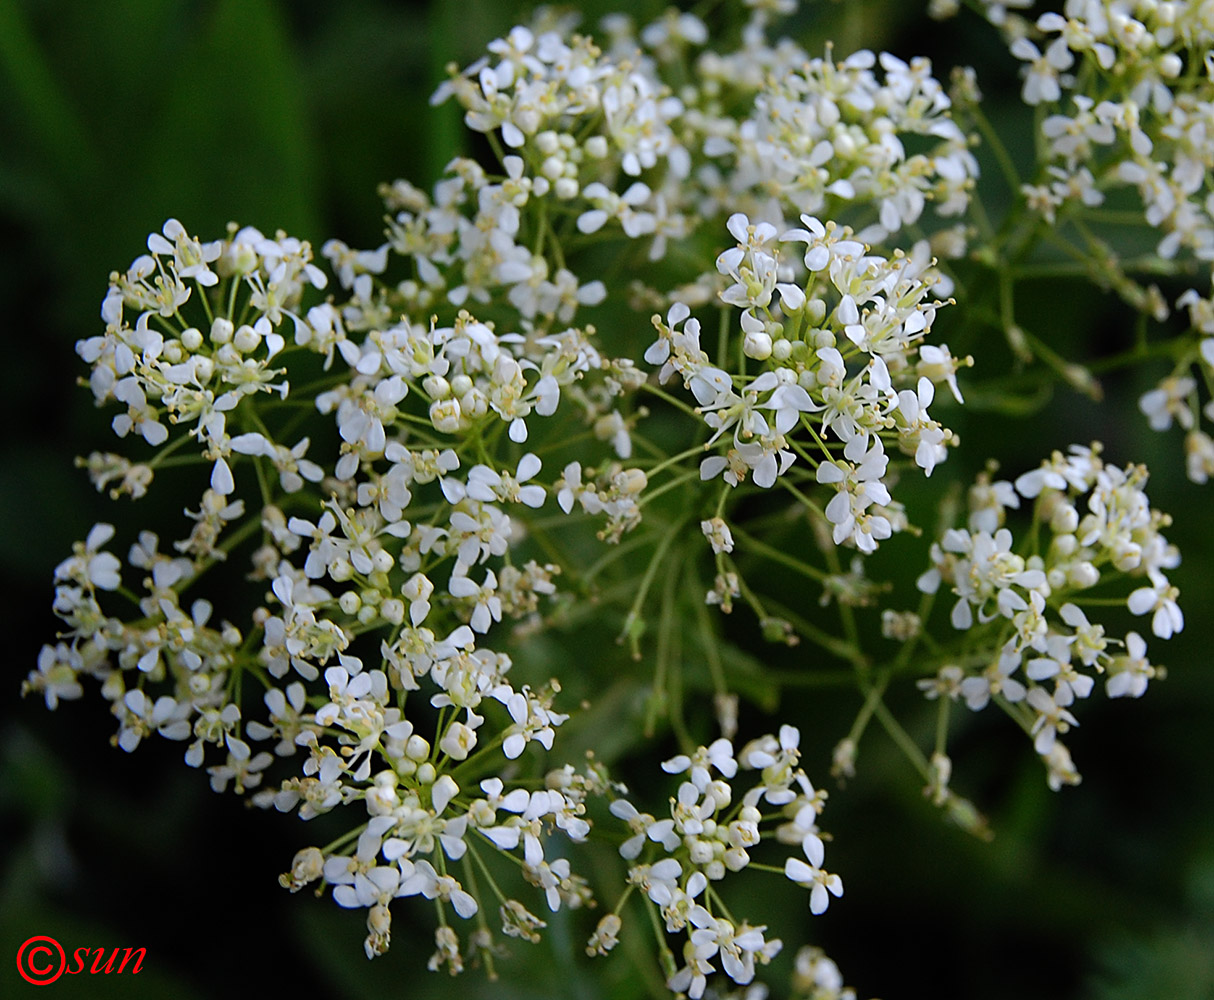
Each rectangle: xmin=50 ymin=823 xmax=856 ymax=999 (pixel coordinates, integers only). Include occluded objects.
xmin=147 ymin=218 xmax=222 ymax=286
xmin=610 ymin=798 xmax=675 ymax=858
xmin=943 ymin=527 xmax=1048 ymax=628
xmin=24 ymin=644 xmax=84 ymax=710
xmin=917 ymin=344 xmax=966 ymax=402
xmin=1010 ymin=35 xmax=1071 ymax=104
xmin=1026 ymin=686 xmax=1078 ymax=755
xmin=455 ymin=453 xmax=546 ymax=508
xmin=784 ymin=838 xmax=843 ymax=914
xmin=1106 ymin=632 xmax=1156 ymax=699
xmin=663 ymin=738 xmax=738 ymax=790
xmin=960 ymin=649 xmax=1027 ymax=710
xmin=1127 ymin=574 xmax=1183 ymax=639
xmin=700 ymin=517 xmax=735 ymax=554
xmin=1139 ymin=376 xmax=1196 ymax=432
xmin=817 ymin=436 xmax=892 ymax=552
xmin=401 ymin=860 xmax=478 ymax=918
xmin=448 ymin=568 xmax=502 ymax=634
xmin=55 ymin=523 xmax=123 ymax=591
xmin=896 ymin=376 xmax=948 ymax=475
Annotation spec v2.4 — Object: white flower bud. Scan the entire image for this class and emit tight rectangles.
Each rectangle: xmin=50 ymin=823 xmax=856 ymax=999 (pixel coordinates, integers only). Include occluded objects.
xmin=1053 ymin=533 xmax=1077 ymax=557
xmin=705 ymin=779 xmax=731 ymax=809
xmin=743 ymin=330 xmax=773 ymax=360
xmin=587 ymin=914 xmax=622 ymax=956
xmin=1068 ymin=561 xmax=1100 ymax=589
xmin=1049 ymin=503 xmax=1079 ymax=534
xmin=585 ymin=136 xmax=608 ymax=158
xmin=233 ymin=325 xmax=260 ymax=353
xmin=771 ymin=338 xmax=792 ymax=361
xmin=405 ymin=735 xmax=430 ymax=761
xmin=181 ymin=327 xmax=203 ymax=351
xmin=379 ymin=598 xmax=405 ymax=625
xmin=339 ymin=591 xmax=361 ymax=615
xmin=460 ymin=389 xmax=488 ymax=419
xmin=423 ymin=375 xmax=451 ymax=399
xmin=613 ymin=468 xmax=648 ymax=495
xmin=554 ymin=177 xmax=579 ymax=200
xmin=368 ymin=903 xmax=391 ymax=936
xmin=280 ymin=847 xmax=324 ymax=891
xmin=366 ymin=779 xmax=398 ymax=815
xmin=430 ymin=398 xmax=462 ymax=434
xmin=210 ymin=317 xmax=234 ymax=344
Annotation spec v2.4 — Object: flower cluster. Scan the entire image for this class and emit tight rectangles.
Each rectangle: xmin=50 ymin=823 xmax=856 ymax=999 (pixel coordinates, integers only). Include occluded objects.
xmin=939 ymin=0 xmax=1214 ymax=482
xmin=30 ymin=216 xmax=606 ymax=970
xmin=435 ymin=5 xmax=975 ymax=290
xmin=29 ymin=2 xmax=1204 ymax=997
xmin=646 ymin=210 xmax=965 ymax=552
xmin=602 ymin=728 xmax=840 ymax=998
xmin=917 ymin=443 xmax=1178 ymax=789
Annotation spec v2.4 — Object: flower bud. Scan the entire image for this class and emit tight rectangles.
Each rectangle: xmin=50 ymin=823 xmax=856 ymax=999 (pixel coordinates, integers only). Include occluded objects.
xmin=210 ymin=317 xmax=234 ymax=344
xmin=233 ymin=325 xmax=260 ymax=353
xmin=743 ymin=330 xmax=773 ymax=360
xmin=279 ymin=847 xmax=325 ymax=892
xmin=423 ymin=375 xmax=451 ymax=399
xmin=430 ymin=398 xmax=462 ymax=434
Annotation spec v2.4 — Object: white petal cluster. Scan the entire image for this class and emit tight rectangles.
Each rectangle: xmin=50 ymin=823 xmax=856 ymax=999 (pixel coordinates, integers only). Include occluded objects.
xmin=918 ymin=443 xmax=1179 ymax=787
xmin=988 ymin=2 xmax=1214 ymax=483
xmin=432 ymin=9 xmax=975 ymax=278
xmin=644 ymin=213 xmax=961 ymax=547
xmin=606 ymin=727 xmax=836 ymax=998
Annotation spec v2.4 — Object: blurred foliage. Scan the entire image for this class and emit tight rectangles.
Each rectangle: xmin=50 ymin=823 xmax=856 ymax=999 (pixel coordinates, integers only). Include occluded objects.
xmin=3 ymin=2 xmax=1214 ymax=999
